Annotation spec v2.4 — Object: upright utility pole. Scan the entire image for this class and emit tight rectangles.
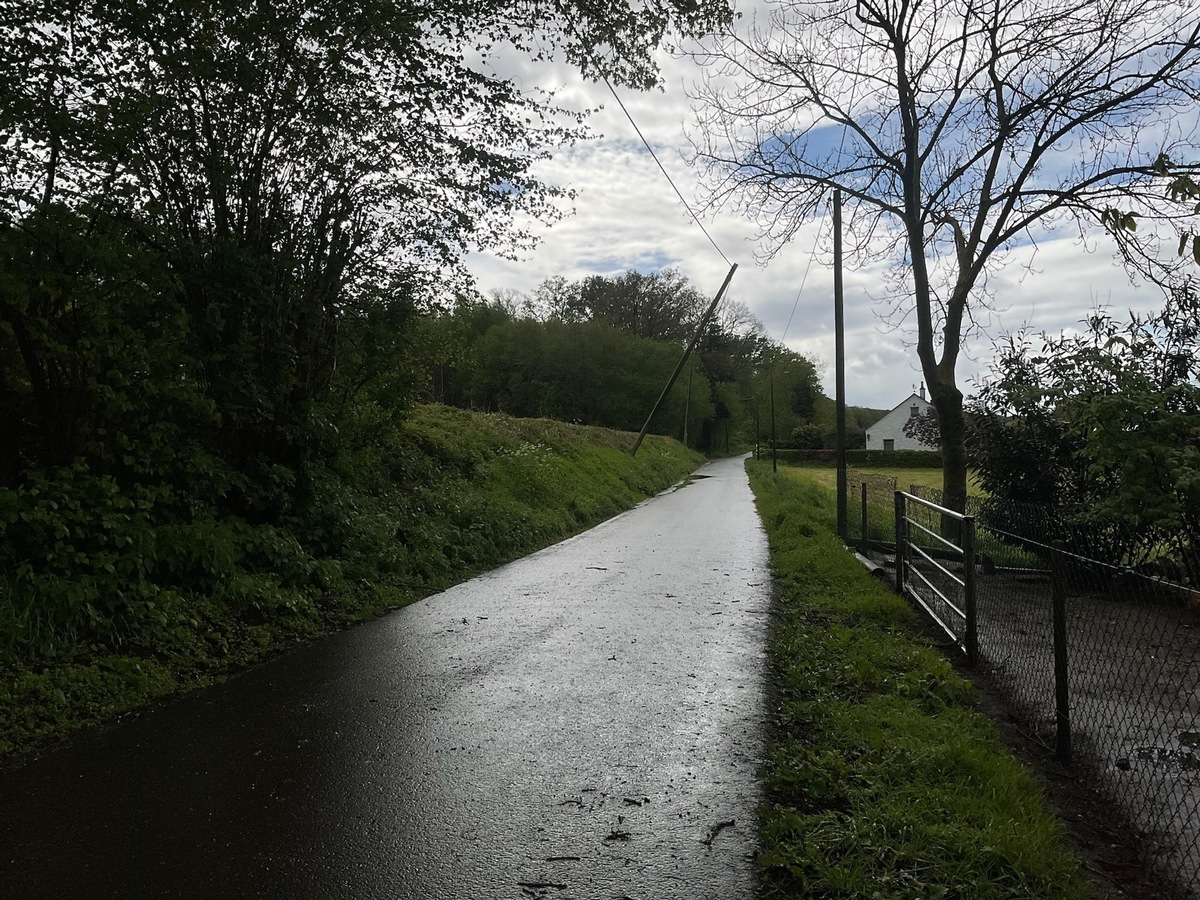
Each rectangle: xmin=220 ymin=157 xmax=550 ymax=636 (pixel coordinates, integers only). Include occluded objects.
xmin=683 ymin=359 xmax=692 ymax=447
xmin=834 ymin=189 xmax=848 ymax=540
xmin=753 ymin=399 xmax=760 ymax=460
xmin=769 ymin=364 xmax=777 ymax=473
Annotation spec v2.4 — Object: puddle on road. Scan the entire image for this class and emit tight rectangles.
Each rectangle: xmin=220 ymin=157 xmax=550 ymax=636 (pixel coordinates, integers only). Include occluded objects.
xmin=666 ymin=473 xmax=713 ymax=493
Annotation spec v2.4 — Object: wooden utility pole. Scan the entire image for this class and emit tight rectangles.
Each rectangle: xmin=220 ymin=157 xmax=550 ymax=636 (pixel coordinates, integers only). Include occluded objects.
xmin=834 ymin=188 xmax=848 ymax=540
xmin=632 ymin=264 xmax=738 ymax=455
xmin=754 ymin=399 xmax=760 ymax=459
xmin=769 ymin=364 xmax=777 ymax=473
xmin=683 ymin=359 xmax=692 ymax=447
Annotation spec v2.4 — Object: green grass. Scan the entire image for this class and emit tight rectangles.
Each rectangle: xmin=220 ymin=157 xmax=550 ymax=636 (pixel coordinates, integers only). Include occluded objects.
xmin=790 ymin=465 xmax=985 ymax=496
xmin=783 ymin=466 xmax=955 ymax=548
xmin=785 ymin=464 xmax=1042 ymax=568
xmin=748 ymin=461 xmax=1087 ymax=899
xmin=0 ymin=406 xmax=701 ymax=763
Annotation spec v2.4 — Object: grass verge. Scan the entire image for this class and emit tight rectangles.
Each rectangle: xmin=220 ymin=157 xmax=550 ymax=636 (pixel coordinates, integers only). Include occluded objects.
xmin=747 ymin=460 xmax=1088 ymax=899
xmin=0 ymin=406 xmax=701 ymax=764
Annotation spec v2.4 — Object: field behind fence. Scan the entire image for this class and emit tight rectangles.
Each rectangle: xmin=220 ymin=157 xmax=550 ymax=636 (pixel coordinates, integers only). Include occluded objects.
xmin=844 ymin=469 xmax=1200 ymax=900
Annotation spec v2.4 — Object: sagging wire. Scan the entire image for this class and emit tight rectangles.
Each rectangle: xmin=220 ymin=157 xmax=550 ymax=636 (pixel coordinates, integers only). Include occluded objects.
xmin=553 ymin=1 xmax=733 ymax=268
xmin=600 ymin=82 xmax=733 ymax=268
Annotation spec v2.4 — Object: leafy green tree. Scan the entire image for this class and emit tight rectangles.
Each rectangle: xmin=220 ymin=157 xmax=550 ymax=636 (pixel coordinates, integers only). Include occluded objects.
xmin=546 ymin=268 xmax=706 ymax=342
xmin=467 ymin=318 xmax=714 ymax=436
xmin=518 ymin=269 xmax=795 ymax=451
xmin=971 ymin=287 xmax=1200 ymax=580
xmin=736 ymin=342 xmax=826 ymax=450
xmin=0 ymin=0 xmax=733 ymax=657
xmin=790 ymin=423 xmax=824 ymax=450
xmin=0 ymin=0 xmax=731 ymax=475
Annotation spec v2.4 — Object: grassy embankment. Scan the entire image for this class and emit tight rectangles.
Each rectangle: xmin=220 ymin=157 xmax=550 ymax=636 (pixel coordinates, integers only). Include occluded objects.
xmin=748 ymin=460 xmax=1088 ymax=898
xmin=790 ymin=464 xmax=995 ymax=553
xmin=0 ymin=405 xmax=701 ymax=762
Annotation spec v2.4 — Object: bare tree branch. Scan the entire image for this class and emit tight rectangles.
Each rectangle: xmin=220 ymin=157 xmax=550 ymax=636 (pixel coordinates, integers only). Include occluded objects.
xmin=687 ymin=0 xmax=1200 ymax=511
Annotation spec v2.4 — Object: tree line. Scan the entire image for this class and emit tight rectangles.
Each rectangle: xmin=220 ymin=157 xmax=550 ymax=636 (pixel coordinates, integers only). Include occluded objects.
xmin=410 ymin=268 xmax=830 ymax=454
xmin=0 ymin=0 xmax=733 ymax=659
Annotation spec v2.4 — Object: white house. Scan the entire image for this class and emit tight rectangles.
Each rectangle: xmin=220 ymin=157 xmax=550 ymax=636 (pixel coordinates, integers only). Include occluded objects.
xmin=865 ymin=385 xmax=935 ymax=451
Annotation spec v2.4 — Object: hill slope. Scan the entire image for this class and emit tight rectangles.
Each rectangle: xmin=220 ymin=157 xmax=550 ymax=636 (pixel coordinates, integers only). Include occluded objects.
xmin=0 ymin=406 xmax=701 ymax=762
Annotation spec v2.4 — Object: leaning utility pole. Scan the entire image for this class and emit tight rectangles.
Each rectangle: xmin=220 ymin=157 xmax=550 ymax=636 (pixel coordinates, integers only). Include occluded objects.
xmin=632 ymin=264 xmax=738 ymax=455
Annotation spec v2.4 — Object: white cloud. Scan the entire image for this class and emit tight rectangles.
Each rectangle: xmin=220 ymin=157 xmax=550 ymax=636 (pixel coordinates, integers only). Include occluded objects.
xmin=466 ymin=22 xmax=1178 ymax=412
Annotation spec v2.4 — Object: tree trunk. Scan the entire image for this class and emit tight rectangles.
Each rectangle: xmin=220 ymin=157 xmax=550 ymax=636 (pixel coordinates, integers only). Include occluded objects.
xmin=927 ymin=375 xmax=968 ymax=541
xmin=934 ymin=386 xmax=968 ymax=513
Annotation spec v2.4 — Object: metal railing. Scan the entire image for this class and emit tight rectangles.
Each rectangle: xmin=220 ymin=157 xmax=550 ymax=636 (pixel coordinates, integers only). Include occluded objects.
xmin=840 ymin=472 xmax=1200 ymax=898
xmin=894 ymin=491 xmax=978 ymax=667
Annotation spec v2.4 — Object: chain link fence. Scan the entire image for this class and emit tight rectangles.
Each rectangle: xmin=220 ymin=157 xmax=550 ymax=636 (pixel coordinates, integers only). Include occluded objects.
xmin=845 ymin=470 xmax=1200 ymax=899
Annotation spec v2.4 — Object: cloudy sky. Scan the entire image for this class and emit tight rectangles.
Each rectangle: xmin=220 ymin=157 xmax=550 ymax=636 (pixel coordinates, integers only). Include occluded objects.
xmin=465 ymin=6 xmax=1174 ymax=411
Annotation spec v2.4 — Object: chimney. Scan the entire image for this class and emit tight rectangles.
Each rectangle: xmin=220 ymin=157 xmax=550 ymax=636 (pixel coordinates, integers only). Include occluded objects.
xmin=919 ymin=382 xmax=926 ymax=401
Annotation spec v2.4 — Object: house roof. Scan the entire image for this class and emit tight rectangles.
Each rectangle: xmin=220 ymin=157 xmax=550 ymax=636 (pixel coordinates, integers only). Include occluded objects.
xmin=884 ymin=392 xmax=926 ymax=416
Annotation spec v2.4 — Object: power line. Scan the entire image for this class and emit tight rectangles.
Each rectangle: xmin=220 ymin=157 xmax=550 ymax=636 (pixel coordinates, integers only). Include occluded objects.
xmin=780 ymin=217 xmax=826 ymax=345
xmin=599 ymin=77 xmax=733 ymax=268
xmin=550 ymin=1 xmax=732 ymax=269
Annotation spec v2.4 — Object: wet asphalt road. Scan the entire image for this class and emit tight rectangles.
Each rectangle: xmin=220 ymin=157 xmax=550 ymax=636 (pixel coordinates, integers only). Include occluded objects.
xmin=0 ymin=455 xmax=771 ymax=899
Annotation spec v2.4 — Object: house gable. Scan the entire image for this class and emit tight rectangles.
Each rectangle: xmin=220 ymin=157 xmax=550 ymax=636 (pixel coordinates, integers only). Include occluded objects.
xmin=865 ymin=391 xmax=935 ymax=451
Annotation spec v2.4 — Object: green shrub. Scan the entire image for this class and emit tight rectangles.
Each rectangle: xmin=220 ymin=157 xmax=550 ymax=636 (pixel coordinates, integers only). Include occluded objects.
xmin=0 ymin=406 xmax=701 ymax=759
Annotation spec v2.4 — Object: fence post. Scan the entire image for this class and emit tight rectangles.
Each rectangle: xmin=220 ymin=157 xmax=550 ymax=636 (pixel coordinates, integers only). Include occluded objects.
xmin=1051 ymin=544 xmax=1072 ymax=765
xmin=962 ymin=515 xmax=977 ymax=668
xmin=860 ymin=481 xmax=868 ymax=549
xmin=893 ymin=491 xmax=906 ymax=596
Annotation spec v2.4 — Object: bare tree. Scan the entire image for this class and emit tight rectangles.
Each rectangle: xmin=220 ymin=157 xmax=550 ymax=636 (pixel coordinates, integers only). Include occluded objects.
xmin=689 ymin=0 xmax=1200 ymax=512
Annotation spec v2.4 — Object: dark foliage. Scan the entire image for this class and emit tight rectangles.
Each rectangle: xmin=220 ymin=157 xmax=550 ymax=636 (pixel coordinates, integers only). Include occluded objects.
xmin=969 ymin=287 xmax=1200 ymax=581
xmin=902 ymin=408 xmax=940 ymax=449
xmin=0 ymin=0 xmax=729 ymax=660
xmin=412 ymin=283 xmax=828 ymax=454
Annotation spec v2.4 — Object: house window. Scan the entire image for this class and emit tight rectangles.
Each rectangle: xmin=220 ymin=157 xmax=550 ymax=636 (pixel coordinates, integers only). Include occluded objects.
xmin=884 ymin=439 xmax=895 ymax=451
xmin=910 ymin=405 xmax=919 ymax=417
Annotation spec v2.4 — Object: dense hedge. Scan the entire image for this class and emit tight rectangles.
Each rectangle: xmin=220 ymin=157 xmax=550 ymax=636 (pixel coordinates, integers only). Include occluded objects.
xmin=773 ymin=448 xmax=943 ymax=467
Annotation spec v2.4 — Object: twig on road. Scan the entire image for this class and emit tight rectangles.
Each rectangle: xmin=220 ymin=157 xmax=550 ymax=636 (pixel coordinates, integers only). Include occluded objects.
xmin=700 ymin=819 xmax=736 ymax=848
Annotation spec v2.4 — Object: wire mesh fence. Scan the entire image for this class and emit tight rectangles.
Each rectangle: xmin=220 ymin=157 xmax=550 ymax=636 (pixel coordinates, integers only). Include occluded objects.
xmin=845 ymin=470 xmax=1200 ymax=899
xmin=847 ymin=470 xmax=898 ymax=562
